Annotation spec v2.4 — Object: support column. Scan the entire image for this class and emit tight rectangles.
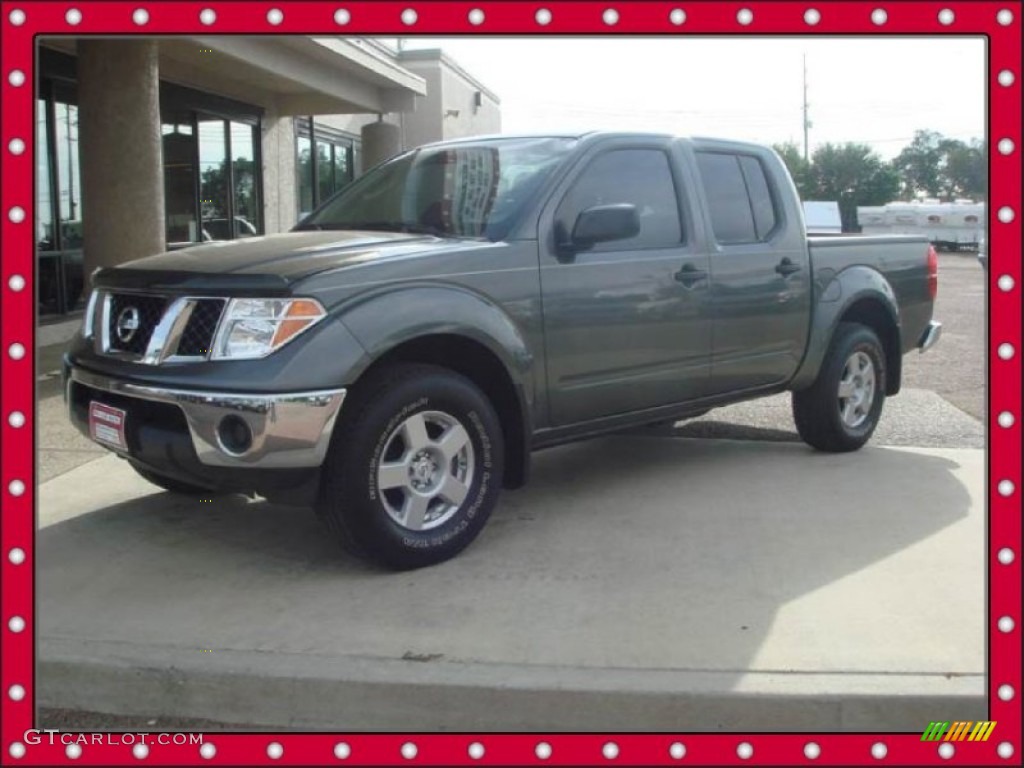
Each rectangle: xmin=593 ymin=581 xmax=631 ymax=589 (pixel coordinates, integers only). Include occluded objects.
xmin=77 ymin=40 xmax=165 ymax=276
xmin=360 ymin=119 xmax=402 ymax=171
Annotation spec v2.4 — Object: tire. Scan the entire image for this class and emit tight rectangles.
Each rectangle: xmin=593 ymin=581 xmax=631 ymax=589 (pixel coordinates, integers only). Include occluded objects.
xmin=792 ymin=322 xmax=887 ymax=452
xmin=316 ymin=363 xmax=504 ymax=570
xmin=130 ymin=464 xmax=217 ymax=496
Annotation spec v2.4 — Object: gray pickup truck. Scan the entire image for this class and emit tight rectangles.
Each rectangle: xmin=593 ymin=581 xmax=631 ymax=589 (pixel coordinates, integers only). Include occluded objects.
xmin=65 ymin=132 xmax=941 ymax=568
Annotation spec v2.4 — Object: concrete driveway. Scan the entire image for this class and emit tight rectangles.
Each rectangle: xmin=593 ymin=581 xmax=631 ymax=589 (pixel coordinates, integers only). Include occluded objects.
xmin=38 ymin=432 xmax=984 ymax=731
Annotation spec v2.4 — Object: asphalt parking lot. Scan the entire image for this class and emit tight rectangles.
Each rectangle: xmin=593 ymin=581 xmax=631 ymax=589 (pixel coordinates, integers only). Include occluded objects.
xmin=35 ymin=252 xmax=987 ymax=732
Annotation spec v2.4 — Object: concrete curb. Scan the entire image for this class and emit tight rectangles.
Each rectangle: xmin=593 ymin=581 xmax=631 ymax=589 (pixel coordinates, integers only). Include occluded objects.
xmin=39 ymin=638 xmax=985 ymax=732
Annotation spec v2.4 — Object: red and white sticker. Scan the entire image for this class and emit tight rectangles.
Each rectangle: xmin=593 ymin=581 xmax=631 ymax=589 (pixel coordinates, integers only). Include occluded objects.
xmin=88 ymin=401 xmax=128 ymax=450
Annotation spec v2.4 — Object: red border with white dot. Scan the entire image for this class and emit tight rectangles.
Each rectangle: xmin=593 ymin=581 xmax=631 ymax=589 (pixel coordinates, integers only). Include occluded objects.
xmin=1 ymin=2 xmax=1020 ymax=765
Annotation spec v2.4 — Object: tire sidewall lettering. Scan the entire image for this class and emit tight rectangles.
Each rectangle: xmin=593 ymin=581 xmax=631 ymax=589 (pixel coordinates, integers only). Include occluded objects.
xmin=466 ymin=409 xmax=493 ymax=469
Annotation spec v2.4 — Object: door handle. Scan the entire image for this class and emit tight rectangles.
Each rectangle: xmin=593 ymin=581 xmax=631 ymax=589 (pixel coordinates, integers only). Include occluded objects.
xmin=775 ymin=257 xmax=802 ymax=277
xmin=674 ymin=263 xmax=707 ymax=288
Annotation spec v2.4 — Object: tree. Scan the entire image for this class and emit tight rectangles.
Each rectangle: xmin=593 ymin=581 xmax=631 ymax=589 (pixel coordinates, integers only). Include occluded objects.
xmin=807 ymin=143 xmax=900 ymax=232
xmin=937 ymin=138 xmax=986 ymax=201
xmin=772 ymin=141 xmax=811 ymax=199
xmin=891 ymin=130 xmax=944 ymax=199
xmin=891 ymin=130 xmax=986 ymax=201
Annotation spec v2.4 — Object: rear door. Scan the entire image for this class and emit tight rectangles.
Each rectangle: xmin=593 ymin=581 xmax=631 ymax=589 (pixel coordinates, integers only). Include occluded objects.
xmin=692 ymin=149 xmax=811 ymax=394
xmin=539 ymin=141 xmax=712 ymax=426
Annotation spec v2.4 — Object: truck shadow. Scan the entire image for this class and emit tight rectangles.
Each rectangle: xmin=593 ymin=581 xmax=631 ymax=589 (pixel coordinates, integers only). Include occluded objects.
xmin=37 ymin=436 xmax=979 ymax=728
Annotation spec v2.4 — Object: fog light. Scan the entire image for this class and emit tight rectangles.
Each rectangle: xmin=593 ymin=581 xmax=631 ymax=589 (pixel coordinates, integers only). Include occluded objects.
xmin=217 ymin=414 xmax=253 ymax=455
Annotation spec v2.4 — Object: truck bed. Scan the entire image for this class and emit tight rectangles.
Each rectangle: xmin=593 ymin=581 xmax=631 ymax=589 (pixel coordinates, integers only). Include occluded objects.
xmin=808 ymin=234 xmax=934 ymax=355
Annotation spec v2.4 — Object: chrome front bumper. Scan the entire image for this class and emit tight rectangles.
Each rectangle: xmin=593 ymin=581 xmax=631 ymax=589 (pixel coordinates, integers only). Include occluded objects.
xmin=918 ymin=321 xmax=943 ymax=353
xmin=68 ymin=367 xmax=346 ymax=469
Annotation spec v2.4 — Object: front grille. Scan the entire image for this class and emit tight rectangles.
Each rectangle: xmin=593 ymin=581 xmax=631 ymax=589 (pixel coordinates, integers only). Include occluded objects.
xmin=177 ymin=299 xmax=225 ymax=357
xmin=106 ymin=294 xmax=167 ymax=355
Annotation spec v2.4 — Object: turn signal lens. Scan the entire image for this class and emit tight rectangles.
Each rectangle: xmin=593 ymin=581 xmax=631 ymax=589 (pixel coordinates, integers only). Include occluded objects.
xmin=271 ymin=299 xmax=326 ymax=348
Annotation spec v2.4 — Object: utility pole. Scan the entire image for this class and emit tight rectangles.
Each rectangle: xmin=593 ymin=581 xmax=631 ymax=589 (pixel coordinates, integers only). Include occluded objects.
xmin=802 ymin=54 xmax=811 ymax=162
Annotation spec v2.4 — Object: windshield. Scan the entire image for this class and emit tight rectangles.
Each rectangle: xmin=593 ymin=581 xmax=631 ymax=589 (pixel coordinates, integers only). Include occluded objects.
xmin=298 ymin=137 xmax=577 ymax=241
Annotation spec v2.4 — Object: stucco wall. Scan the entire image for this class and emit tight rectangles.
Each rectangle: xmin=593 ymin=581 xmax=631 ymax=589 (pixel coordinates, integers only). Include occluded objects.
xmin=398 ymin=64 xmax=445 ymax=150
xmin=438 ymin=64 xmax=501 ymax=141
xmin=260 ymin=108 xmax=297 ymax=234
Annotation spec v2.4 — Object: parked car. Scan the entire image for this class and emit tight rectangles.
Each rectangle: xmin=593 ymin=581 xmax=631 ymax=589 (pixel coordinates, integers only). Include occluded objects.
xmin=64 ymin=132 xmax=941 ymax=569
xmin=978 ymin=234 xmax=987 ymax=269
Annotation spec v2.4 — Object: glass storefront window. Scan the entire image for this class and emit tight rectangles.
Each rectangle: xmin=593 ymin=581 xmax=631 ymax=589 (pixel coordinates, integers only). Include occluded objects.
xmin=163 ymin=115 xmax=262 ymax=244
xmin=36 ymin=98 xmax=54 ymax=251
xmin=295 ymin=120 xmax=356 ymax=219
xmin=198 ymin=118 xmax=230 ymax=241
xmin=297 ymin=135 xmax=313 ymax=218
xmin=317 ymin=140 xmax=333 ymax=206
xmin=54 ymin=87 xmax=82 ymax=248
xmin=333 ymin=145 xmax=350 ymax=192
xmin=231 ymin=121 xmax=260 ymax=238
xmin=37 ymin=78 xmax=86 ymax=315
xmin=163 ymin=121 xmax=197 ymax=244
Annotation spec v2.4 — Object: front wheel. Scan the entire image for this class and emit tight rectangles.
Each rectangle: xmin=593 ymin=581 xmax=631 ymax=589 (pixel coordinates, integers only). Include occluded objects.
xmin=792 ymin=322 xmax=887 ymax=452
xmin=316 ymin=363 xmax=504 ymax=570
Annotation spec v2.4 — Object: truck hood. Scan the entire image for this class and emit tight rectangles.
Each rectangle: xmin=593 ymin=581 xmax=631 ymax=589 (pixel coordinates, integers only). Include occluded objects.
xmin=92 ymin=230 xmax=484 ymax=295
xmin=118 ymin=230 xmax=469 ymax=280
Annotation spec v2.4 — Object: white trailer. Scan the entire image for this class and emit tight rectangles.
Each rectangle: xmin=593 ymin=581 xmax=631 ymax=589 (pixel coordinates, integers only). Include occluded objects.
xmin=802 ymin=201 xmax=842 ymax=234
xmin=856 ymin=201 xmax=985 ymax=250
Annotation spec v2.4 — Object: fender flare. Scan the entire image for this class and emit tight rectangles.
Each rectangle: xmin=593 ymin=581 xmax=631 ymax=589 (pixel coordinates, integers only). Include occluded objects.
xmin=334 ymin=282 xmax=535 ymax=486
xmin=790 ymin=266 xmax=903 ymax=393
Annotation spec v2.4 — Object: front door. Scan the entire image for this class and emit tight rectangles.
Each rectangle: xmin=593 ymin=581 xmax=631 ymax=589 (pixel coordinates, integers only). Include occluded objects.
xmin=539 ymin=144 xmax=712 ymax=426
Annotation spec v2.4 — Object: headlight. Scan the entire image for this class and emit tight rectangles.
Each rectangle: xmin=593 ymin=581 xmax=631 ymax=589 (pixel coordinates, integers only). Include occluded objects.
xmin=81 ymin=290 xmax=99 ymax=339
xmin=211 ymin=298 xmax=327 ymax=360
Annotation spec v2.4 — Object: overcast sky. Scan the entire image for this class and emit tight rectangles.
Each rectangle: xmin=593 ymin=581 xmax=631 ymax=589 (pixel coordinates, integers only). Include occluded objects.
xmin=397 ymin=37 xmax=985 ymax=159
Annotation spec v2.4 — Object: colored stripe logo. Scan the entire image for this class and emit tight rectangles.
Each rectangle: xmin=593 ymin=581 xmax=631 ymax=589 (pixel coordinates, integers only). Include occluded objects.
xmin=922 ymin=721 xmax=997 ymax=741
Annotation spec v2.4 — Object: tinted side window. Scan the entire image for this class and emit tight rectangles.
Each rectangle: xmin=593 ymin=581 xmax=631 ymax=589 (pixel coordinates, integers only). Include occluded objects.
xmin=695 ymin=152 xmax=756 ymax=244
xmin=738 ymin=155 xmax=777 ymax=239
xmin=558 ymin=149 xmax=682 ymax=249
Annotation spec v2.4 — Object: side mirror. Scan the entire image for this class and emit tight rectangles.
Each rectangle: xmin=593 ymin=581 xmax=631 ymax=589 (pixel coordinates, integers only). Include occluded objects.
xmin=568 ymin=204 xmax=640 ymax=250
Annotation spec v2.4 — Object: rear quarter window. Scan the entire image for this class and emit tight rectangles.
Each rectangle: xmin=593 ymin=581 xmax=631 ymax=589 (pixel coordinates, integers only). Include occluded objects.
xmin=696 ymin=152 xmax=779 ymax=245
xmin=738 ymin=155 xmax=778 ymax=239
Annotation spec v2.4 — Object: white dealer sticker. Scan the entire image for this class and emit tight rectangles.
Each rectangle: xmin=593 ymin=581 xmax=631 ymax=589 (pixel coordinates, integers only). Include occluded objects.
xmin=89 ymin=401 xmax=128 ymax=451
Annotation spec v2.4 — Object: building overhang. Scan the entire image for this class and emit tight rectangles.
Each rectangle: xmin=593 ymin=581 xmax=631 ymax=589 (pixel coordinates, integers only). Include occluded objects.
xmin=158 ymin=36 xmax=426 ymax=115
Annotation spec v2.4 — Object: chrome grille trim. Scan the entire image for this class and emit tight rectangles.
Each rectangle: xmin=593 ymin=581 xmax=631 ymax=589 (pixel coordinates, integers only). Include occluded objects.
xmin=94 ymin=293 xmax=112 ymax=355
xmin=142 ymin=298 xmax=197 ymax=365
xmin=93 ymin=291 xmax=226 ymax=365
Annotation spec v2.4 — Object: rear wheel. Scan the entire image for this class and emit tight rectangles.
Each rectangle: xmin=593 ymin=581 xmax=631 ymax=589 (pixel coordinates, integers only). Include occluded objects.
xmin=792 ymin=322 xmax=887 ymax=452
xmin=317 ymin=363 xmax=504 ymax=570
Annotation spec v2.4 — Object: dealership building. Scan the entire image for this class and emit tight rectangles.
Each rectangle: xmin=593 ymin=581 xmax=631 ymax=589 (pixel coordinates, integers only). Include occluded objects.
xmin=35 ymin=37 xmax=500 ymax=317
